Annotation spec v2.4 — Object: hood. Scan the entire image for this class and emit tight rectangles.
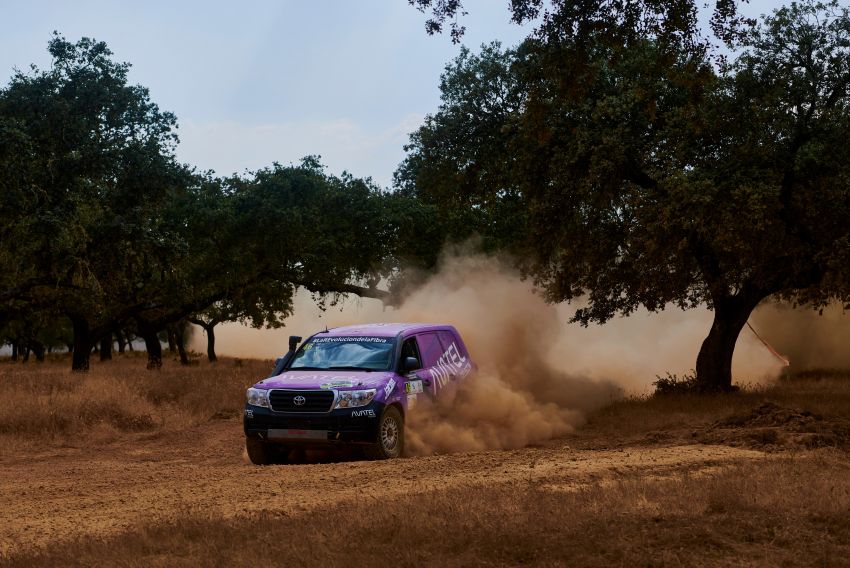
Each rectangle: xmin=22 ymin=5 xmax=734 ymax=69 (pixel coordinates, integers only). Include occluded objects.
xmin=254 ymin=370 xmax=397 ymax=391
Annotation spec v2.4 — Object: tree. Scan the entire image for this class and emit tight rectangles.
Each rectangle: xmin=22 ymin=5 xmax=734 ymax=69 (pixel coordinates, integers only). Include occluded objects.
xmin=0 ymin=34 xmax=183 ymax=371
xmin=189 ymin=283 xmax=294 ymax=363
xmin=399 ymin=1 xmax=850 ymax=391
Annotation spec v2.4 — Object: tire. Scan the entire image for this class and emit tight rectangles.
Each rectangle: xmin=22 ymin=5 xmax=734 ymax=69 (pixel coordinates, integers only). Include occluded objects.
xmin=365 ymin=406 xmax=404 ymax=460
xmin=246 ymin=437 xmax=274 ymax=465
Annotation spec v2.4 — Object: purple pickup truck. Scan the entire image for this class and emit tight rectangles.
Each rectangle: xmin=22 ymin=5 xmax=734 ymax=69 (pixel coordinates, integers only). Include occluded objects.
xmin=243 ymin=323 xmax=474 ymax=463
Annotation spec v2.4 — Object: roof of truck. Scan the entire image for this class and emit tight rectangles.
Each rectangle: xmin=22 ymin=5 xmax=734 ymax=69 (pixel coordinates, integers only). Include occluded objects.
xmin=320 ymin=323 xmax=451 ymax=338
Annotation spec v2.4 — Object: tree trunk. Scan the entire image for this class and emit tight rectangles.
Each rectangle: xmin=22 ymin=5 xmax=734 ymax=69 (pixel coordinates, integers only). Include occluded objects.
xmin=100 ymin=333 xmax=113 ymax=361
xmin=10 ymin=342 xmax=17 ymax=362
xmin=142 ymin=330 xmax=163 ymax=370
xmin=175 ymin=322 xmax=190 ymax=366
xmin=115 ymin=330 xmax=126 ymax=354
xmin=166 ymin=327 xmax=177 ymax=353
xmin=695 ymin=291 xmax=765 ymax=391
xmin=32 ymin=341 xmax=45 ymax=362
xmin=206 ymin=323 xmax=218 ymax=363
xmin=188 ymin=318 xmax=219 ymax=362
xmin=22 ymin=346 xmax=30 ymax=363
xmin=71 ymin=316 xmax=92 ymax=372
xmin=177 ymin=340 xmax=189 ymax=365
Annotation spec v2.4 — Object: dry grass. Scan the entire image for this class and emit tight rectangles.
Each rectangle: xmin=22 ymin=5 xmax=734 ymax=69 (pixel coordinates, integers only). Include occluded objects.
xmin=5 ymin=355 xmax=849 ymax=448
xmin=4 ymin=358 xmax=850 ymax=566
xmin=582 ymin=370 xmax=850 ymax=446
xmin=6 ymin=452 xmax=850 ymax=567
xmin=0 ymin=353 xmax=268 ymax=443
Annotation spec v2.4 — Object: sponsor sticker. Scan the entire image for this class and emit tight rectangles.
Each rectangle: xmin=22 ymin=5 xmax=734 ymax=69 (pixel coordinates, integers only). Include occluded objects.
xmin=384 ymin=378 xmax=396 ymax=398
xmin=320 ymin=380 xmax=355 ymax=389
xmin=429 ymin=342 xmax=471 ymax=393
xmin=407 ymin=394 xmax=417 ymax=409
xmin=312 ymin=336 xmax=390 ymax=343
xmin=404 ymin=380 xmax=424 ymax=395
xmin=351 ymin=409 xmax=376 ymax=418
xmin=244 ymin=409 xmax=254 ymax=419
xmin=281 ymin=373 xmax=356 ymax=382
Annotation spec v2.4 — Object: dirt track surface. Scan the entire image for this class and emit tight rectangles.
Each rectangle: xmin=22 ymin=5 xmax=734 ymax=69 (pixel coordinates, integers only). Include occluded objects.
xmin=0 ymin=421 xmax=769 ymax=556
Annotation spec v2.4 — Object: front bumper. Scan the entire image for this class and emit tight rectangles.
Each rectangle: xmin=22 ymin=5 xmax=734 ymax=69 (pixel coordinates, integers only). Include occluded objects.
xmin=243 ymin=401 xmax=385 ymax=446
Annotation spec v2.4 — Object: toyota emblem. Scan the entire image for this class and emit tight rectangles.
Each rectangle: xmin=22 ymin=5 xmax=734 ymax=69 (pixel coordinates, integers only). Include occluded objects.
xmin=293 ymin=395 xmax=306 ymax=406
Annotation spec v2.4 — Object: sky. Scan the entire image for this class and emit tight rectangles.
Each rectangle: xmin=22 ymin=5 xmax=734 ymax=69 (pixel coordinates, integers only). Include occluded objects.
xmin=1 ymin=0 xmax=788 ymax=188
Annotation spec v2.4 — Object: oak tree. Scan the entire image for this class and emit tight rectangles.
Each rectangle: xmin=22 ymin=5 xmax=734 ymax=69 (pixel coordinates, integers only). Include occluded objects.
xmin=400 ymin=1 xmax=850 ymax=390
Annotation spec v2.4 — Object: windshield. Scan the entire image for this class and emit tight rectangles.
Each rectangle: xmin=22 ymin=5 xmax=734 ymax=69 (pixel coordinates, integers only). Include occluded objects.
xmin=288 ymin=336 xmax=396 ymax=371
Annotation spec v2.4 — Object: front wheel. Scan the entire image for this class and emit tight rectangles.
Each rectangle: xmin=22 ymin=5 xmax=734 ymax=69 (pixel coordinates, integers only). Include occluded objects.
xmin=365 ymin=406 xmax=404 ymax=460
xmin=246 ymin=437 xmax=272 ymax=465
xmin=247 ymin=437 xmax=292 ymax=465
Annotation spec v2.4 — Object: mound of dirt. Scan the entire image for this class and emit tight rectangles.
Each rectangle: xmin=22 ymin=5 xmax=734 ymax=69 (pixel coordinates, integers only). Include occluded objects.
xmin=699 ymin=401 xmax=850 ymax=451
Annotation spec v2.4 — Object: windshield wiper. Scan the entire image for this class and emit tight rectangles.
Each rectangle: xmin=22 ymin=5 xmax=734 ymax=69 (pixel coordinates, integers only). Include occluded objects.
xmin=288 ymin=366 xmax=326 ymax=370
xmin=327 ymin=366 xmax=375 ymax=372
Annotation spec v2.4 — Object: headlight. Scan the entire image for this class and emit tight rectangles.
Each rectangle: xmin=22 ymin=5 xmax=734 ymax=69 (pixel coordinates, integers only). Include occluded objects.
xmin=246 ymin=387 xmax=270 ymax=408
xmin=334 ymin=389 xmax=376 ymax=409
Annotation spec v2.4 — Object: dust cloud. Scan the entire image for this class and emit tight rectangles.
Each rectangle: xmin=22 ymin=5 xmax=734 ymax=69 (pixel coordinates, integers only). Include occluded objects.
xmin=384 ymin=254 xmax=622 ymax=454
xmin=192 ymin=253 xmax=791 ymax=455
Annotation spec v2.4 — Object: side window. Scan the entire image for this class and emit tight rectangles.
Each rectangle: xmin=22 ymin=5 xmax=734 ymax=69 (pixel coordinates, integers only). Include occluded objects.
xmin=436 ymin=331 xmax=459 ymax=354
xmin=436 ymin=330 xmax=473 ymax=379
xmin=399 ymin=338 xmax=421 ymax=369
xmin=416 ymin=332 xmax=444 ymax=368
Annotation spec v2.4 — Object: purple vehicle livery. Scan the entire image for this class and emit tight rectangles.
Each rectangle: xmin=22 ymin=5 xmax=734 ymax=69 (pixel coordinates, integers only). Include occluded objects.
xmin=243 ymin=323 xmax=475 ymax=463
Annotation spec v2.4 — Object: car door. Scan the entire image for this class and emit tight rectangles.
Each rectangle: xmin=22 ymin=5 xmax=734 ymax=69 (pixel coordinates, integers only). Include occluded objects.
xmin=398 ymin=332 xmax=445 ymax=401
xmin=414 ymin=332 xmax=445 ymax=397
xmin=401 ymin=331 xmax=474 ymax=405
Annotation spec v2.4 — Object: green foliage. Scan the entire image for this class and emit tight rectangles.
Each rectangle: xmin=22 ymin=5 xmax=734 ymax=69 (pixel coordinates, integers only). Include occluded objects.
xmin=0 ymin=34 xmax=180 ymax=314
xmin=394 ymin=43 xmax=529 ymax=256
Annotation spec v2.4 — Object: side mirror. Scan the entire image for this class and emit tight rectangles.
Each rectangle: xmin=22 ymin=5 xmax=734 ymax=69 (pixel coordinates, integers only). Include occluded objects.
xmin=288 ymin=335 xmax=302 ymax=352
xmin=269 ymin=356 xmax=287 ymax=378
xmin=403 ymin=356 xmax=421 ymax=372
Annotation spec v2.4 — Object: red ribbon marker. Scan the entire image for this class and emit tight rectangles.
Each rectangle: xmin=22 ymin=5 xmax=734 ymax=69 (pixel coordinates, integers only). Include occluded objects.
xmin=746 ymin=321 xmax=791 ymax=367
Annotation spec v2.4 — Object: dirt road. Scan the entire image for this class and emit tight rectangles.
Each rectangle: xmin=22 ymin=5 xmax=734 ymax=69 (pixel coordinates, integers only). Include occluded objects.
xmin=0 ymin=420 xmax=769 ymax=556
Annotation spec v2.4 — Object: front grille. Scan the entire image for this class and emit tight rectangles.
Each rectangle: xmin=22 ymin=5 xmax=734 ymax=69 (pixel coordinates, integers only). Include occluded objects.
xmin=268 ymin=389 xmax=334 ymax=413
